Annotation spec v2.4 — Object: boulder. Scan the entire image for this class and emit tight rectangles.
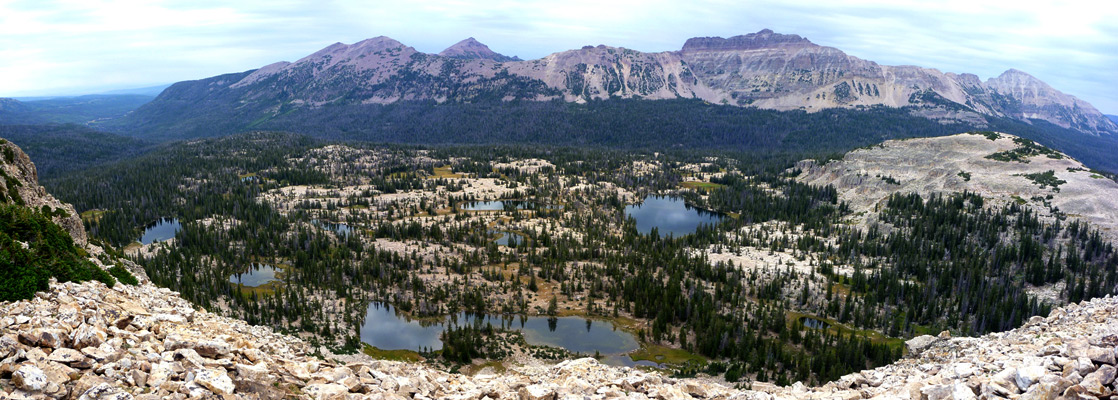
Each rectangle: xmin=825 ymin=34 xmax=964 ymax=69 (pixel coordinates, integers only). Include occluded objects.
xmin=1016 ymin=365 xmax=1048 ymax=391
xmin=12 ymin=365 xmax=48 ymax=392
xmin=907 ymin=335 xmax=940 ymax=355
xmin=47 ymin=348 xmax=84 ymax=364
xmin=190 ymin=368 xmax=234 ymax=395
xmin=520 ymin=384 xmax=557 ymax=400
xmin=303 ymin=383 xmax=348 ymax=400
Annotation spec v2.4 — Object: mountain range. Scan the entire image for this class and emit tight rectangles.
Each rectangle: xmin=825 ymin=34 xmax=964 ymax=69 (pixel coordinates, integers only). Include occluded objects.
xmin=116 ymin=29 xmax=1116 ymax=139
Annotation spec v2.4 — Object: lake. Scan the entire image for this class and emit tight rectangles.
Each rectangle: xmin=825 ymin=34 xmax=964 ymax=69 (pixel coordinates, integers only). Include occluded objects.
xmin=229 ymin=264 xmax=283 ymax=287
xmin=139 ymin=218 xmax=181 ymax=245
xmin=624 ymin=196 xmax=724 ymax=237
xmin=360 ymin=302 xmax=638 ymax=355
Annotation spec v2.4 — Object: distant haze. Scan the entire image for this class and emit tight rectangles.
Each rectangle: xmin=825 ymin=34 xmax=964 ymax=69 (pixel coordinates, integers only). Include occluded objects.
xmin=0 ymin=0 xmax=1114 ymax=113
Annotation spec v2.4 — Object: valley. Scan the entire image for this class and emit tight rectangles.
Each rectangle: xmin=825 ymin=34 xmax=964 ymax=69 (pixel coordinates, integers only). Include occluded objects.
xmin=27 ymin=130 xmax=1116 ymax=389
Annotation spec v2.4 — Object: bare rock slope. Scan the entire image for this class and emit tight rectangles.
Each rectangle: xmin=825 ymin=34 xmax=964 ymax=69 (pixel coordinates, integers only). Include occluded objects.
xmin=4 ymin=268 xmax=1118 ymax=399
xmin=797 ymin=132 xmax=1118 ymax=241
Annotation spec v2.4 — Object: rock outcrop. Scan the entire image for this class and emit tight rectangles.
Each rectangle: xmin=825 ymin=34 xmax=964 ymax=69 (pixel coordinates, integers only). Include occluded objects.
xmin=0 ymin=138 xmax=86 ymax=246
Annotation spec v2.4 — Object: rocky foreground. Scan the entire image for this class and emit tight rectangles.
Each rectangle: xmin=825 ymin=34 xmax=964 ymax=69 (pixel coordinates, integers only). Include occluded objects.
xmin=2 ymin=277 xmax=1118 ymax=400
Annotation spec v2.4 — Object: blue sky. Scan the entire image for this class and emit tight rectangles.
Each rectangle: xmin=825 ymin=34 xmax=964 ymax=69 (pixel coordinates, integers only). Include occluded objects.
xmin=1 ymin=0 xmax=1115 ymax=113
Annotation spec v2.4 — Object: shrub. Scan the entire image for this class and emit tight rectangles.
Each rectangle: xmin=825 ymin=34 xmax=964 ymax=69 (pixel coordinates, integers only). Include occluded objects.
xmin=0 ymin=204 xmax=115 ymax=301
xmin=109 ymin=265 xmax=139 ymax=285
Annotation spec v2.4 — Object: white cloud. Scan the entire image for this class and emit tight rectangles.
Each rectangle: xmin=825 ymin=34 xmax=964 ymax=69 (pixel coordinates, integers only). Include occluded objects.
xmin=0 ymin=0 xmax=1114 ymax=113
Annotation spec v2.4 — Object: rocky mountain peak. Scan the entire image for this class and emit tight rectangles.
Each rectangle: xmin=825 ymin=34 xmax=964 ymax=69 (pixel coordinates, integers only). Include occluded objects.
xmin=681 ymin=28 xmax=816 ymax=52
xmin=296 ymin=36 xmax=411 ymax=63
xmin=987 ymin=68 xmax=1049 ymax=89
xmin=438 ymin=37 xmax=519 ymax=62
xmin=986 ymin=69 xmax=1117 ymax=135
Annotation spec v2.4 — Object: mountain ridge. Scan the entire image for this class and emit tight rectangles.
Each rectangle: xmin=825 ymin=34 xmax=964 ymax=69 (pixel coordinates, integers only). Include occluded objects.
xmin=121 ymin=29 xmax=1117 ymax=138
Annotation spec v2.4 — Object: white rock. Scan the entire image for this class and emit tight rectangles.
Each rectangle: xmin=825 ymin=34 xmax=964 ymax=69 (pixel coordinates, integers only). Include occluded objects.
xmin=1015 ymin=365 xmax=1048 ymax=391
xmin=190 ymin=368 xmax=234 ymax=395
xmin=304 ymin=383 xmax=349 ymax=400
xmin=12 ymin=365 xmax=48 ymax=392
xmin=519 ymin=384 xmax=556 ymax=400
xmin=951 ymin=383 xmax=977 ymax=400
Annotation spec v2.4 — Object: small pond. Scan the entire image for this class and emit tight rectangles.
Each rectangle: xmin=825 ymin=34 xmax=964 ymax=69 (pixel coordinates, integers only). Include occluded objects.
xmin=360 ymin=302 xmax=638 ymax=355
xmin=139 ymin=218 xmax=181 ymax=245
xmin=229 ymin=264 xmax=284 ymax=287
xmin=460 ymin=200 xmax=529 ymax=211
xmin=624 ymin=196 xmax=724 ymax=237
xmin=490 ymin=231 xmax=527 ymax=246
xmin=801 ymin=317 xmax=830 ymax=330
xmin=314 ymin=219 xmax=354 ymax=237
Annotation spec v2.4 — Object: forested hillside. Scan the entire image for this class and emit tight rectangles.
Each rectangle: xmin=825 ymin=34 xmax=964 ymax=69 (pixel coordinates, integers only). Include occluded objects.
xmin=0 ymin=124 xmax=151 ymax=178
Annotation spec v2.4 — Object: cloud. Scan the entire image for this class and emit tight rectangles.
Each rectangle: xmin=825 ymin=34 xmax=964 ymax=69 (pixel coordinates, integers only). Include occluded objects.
xmin=0 ymin=0 xmax=1114 ymax=113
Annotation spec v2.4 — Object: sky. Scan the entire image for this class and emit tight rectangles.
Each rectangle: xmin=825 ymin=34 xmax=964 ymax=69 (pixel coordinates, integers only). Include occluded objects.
xmin=1 ymin=0 xmax=1115 ymax=113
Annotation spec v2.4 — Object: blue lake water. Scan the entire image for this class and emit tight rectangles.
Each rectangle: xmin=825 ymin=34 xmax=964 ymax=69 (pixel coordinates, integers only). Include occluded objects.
xmin=491 ymin=231 xmax=526 ymax=246
xmin=801 ymin=317 xmax=830 ymax=330
xmin=229 ymin=264 xmax=283 ymax=287
xmin=314 ymin=219 xmax=354 ymax=237
xmin=360 ymin=302 xmax=638 ymax=354
xmin=139 ymin=218 xmax=181 ymax=245
xmin=461 ymin=201 xmax=527 ymax=211
xmin=624 ymin=196 xmax=724 ymax=237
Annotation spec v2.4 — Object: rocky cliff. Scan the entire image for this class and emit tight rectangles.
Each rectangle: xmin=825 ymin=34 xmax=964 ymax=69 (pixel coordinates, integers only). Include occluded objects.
xmin=129 ymin=30 xmax=1117 ymax=137
xmin=0 ymin=138 xmax=87 ymax=246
